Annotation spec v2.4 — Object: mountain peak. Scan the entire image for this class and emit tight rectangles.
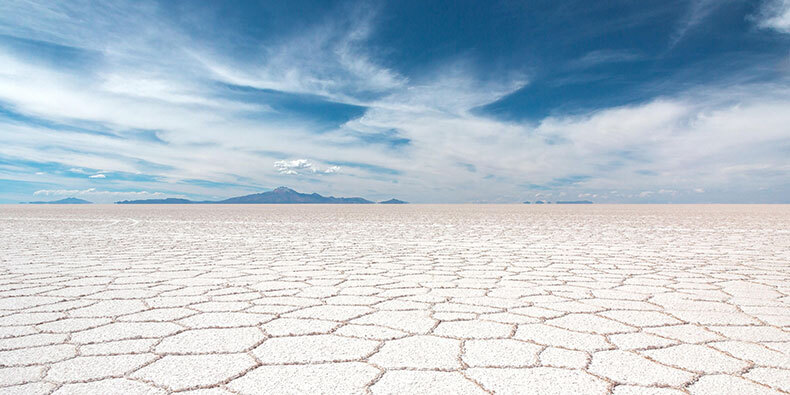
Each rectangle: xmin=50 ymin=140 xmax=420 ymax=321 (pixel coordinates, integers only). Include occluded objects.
xmin=273 ymin=186 xmax=295 ymax=193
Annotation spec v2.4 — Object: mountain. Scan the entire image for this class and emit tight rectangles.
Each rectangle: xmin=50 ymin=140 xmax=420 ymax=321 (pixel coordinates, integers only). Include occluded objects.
xmin=25 ymin=197 xmax=93 ymax=204
xmin=115 ymin=187 xmax=374 ymax=204
xmin=116 ymin=198 xmax=194 ymax=204
xmin=379 ymin=198 xmax=407 ymax=204
xmin=556 ymin=200 xmax=593 ymax=204
xmin=216 ymin=187 xmax=373 ymax=204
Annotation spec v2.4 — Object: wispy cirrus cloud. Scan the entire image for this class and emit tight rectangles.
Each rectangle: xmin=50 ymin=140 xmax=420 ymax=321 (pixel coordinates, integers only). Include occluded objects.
xmin=194 ymin=6 xmax=406 ymax=103
xmin=670 ymin=0 xmax=716 ymax=45
xmin=573 ymin=49 xmax=644 ymax=68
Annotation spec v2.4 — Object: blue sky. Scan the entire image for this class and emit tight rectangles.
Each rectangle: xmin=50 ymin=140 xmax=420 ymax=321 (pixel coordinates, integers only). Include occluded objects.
xmin=0 ymin=0 xmax=789 ymax=203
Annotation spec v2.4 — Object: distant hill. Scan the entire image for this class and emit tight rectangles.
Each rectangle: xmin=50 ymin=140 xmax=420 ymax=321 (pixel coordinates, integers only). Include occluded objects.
xmin=116 ymin=187 xmax=374 ymax=204
xmin=25 ymin=197 xmax=93 ymax=204
xmin=379 ymin=198 xmax=407 ymax=204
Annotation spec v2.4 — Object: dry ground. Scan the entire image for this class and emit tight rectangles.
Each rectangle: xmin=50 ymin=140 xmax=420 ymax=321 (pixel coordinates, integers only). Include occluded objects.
xmin=1 ymin=204 xmax=789 ymax=394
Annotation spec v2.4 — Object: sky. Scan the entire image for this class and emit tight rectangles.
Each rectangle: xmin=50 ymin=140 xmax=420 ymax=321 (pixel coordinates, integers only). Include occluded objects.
xmin=0 ymin=0 xmax=789 ymax=203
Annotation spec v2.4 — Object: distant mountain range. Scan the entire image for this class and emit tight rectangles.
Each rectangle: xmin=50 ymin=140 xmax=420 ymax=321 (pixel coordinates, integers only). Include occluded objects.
xmin=379 ymin=198 xmax=408 ymax=204
xmin=24 ymin=197 xmax=93 ymax=204
xmin=116 ymin=187 xmax=407 ymax=205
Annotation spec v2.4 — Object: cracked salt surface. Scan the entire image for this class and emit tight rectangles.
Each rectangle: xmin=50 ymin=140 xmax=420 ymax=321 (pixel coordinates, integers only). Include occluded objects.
xmin=1 ymin=204 xmax=789 ymax=394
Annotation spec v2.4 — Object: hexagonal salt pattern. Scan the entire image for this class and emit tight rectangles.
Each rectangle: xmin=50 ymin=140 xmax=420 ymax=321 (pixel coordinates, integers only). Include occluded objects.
xmin=0 ymin=204 xmax=789 ymax=394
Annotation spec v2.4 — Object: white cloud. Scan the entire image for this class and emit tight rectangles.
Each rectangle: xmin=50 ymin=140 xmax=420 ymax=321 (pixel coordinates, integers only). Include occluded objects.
xmin=88 ymin=174 xmax=106 ymax=178
xmin=274 ymin=159 xmax=341 ymax=175
xmin=274 ymin=159 xmax=313 ymax=175
xmin=757 ymin=0 xmax=790 ymax=33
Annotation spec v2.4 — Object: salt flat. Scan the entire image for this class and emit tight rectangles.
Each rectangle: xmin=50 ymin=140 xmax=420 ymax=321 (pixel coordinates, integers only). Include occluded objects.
xmin=1 ymin=204 xmax=789 ymax=394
